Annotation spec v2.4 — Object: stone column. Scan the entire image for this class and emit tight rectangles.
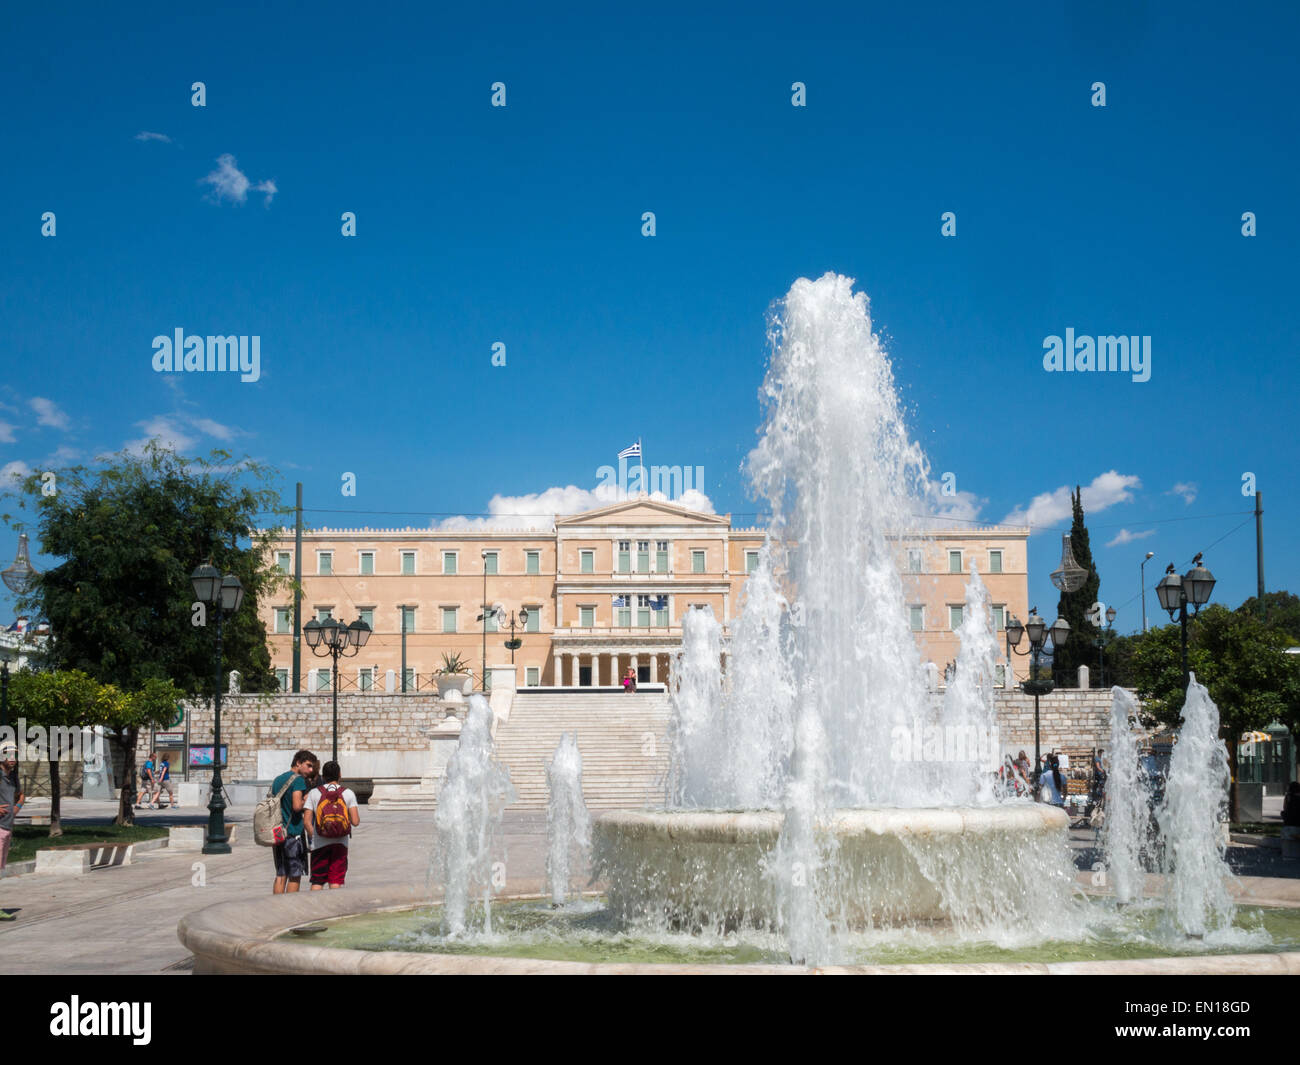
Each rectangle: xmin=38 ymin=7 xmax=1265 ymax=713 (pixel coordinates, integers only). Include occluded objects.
xmin=649 ymin=653 xmax=658 ymax=683
xmin=554 ymin=653 xmax=562 ymax=687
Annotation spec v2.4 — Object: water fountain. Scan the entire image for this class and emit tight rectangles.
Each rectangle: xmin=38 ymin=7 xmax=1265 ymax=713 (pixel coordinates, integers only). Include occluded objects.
xmin=595 ymin=273 xmax=1075 ymax=963
xmin=1100 ymin=687 xmax=1150 ymax=905
xmin=430 ymin=695 xmax=514 ymax=935
xmin=545 ymin=733 xmax=590 ymax=906
xmin=1158 ymin=673 xmax=1235 ymax=937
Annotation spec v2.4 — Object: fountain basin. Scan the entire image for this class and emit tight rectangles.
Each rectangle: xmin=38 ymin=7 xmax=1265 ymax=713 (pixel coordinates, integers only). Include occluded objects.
xmin=593 ymin=805 xmax=1072 ymax=930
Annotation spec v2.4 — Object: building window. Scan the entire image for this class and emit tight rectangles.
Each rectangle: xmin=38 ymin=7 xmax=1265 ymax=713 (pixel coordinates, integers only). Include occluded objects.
xmin=909 ymin=605 xmax=924 ymax=632
xmin=484 ymin=551 xmax=499 ymax=576
xmin=277 ymin=551 xmax=292 ymax=574
xmin=636 ymin=541 xmax=650 ymax=573
xmin=579 ymin=606 xmax=595 ymax=628
xmin=526 ymin=550 xmax=540 ymax=575
xmin=991 ymin=604 xmax=1005 ymax=631
xmin=316 ymin=668 xmax=331 ymax=692
xmin=994 ymin=663 xmax=1007 ymax=687
xmin=526 ymin=666 xmax=540 ymax=687
xmin=615 ymin=595 xmax=631 ymax=627
xmin=526 ymin=606 xmax=540 ymax=633
xmin=637 ymin=594 xmax=652 ymax=627
xmin=359 ymin=667 xmax=374 ymax=692
xmin=907 ymin=549 xmax=923 ymax=573
xmin=948 ymin=550 xmax=963 ymax=574
xmin=442 ymin=551 xmax=458 ymax=575
xmin=483 ymin=607 xmax=498 ymax=633
xmin=275 ymin=668 xmax=289 ymax=692
xmin=401 ymin=551 xmax=416 ymax=576
xmin=403 ymin=667 xmax=415 ymax=691
xmin=656 ymin=540 xmax=669 ymax=572
xmin=442 ymin=607 xmax=457 ymax=633
xmin=315 ymin=608 xmax=334 ymax=623
xmin=359 ymin=551 xmax=374 ymax=576
xmin=988 ymin=550 xmax=1003 ymax=574
xmin=580 ymin=550 xmax=594 ymax=574
xmin=317 ymin=551 xmax=333 ymax=576
xmin=653 ymin=595 xmax=669 ymax=626
xmin=274 ymin=607 xmax=291 ymax=634
xmin=617 ymin=541 xmax=631 ymax=574
xmin=692 ymin=550 xmax=705 ymax=574
xmin=359 ymin=608 xmax=374 ymax=630
xmin=400 ymin=606 xmax=416 ymax=634
xmin=949 ymin=605 xmax=964 ymax=630
xmin=745 ymin=550 xmax=760 ymax=574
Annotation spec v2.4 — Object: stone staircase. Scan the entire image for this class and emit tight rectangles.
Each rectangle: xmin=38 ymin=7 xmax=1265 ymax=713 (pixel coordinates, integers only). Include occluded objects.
xmin=492 ymin=691 xmax=672 ymax=810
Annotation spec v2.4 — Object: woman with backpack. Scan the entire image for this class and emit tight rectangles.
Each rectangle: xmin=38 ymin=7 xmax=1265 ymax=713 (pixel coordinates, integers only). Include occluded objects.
xmin=303 ymin=760 xmax=360 ymax=889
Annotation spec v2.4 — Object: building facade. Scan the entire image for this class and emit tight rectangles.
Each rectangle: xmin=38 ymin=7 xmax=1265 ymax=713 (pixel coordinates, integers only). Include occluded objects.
xmin=262 ymin=499 xmax=1030 ymax=692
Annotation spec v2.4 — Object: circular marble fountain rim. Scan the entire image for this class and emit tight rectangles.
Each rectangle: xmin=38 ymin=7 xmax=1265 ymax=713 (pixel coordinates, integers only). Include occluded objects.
xmin=594 ymin=804 xmax=1069 ymax=841
xmin=176 ymin=881 xmax=1300 ymax=976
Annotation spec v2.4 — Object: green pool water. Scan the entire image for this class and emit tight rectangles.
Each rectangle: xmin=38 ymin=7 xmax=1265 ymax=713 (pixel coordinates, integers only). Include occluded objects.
xmin=279 ymin=899 xmax=1300 ymax=966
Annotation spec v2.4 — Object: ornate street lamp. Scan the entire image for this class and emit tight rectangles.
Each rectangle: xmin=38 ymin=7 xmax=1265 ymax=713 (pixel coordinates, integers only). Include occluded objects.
xmin=1156 ymin=552 xmax=1216 ymax=693
xmin=305 ymin=612 xmax=371 ymax=761
xmin=1091 ymin=604 xmax=1118 ymax=687
xmin=1006 ymin=605 xmax=1071 ymax=781
xmin=0 ymin=533 xmax=39 ymax=732
xmin=191 ymin=561 xmax=244 ymax=856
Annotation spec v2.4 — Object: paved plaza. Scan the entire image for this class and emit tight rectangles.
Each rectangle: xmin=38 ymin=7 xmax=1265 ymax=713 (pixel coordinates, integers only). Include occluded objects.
xmin=3 ymin=797 xmax=1298 ymax=974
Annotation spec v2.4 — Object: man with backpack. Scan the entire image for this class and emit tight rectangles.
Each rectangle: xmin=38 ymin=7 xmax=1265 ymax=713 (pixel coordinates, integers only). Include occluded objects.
xmin=303 ymin=760 xmax=360 ymax=890
xmin=269 ymin=750 xmax=317 ymax=894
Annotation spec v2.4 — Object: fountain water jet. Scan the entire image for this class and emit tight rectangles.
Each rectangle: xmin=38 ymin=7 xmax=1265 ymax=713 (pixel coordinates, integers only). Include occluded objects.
xmin=545 ymin=733 xmax=590 ymax=906
xmin=430 ymin=695 xmax=514 ymax=936
xmin=1100 ymin=687 xmax=1149 ymax=905
xmin=1158 ymin=674 xmax=1234 ymax=937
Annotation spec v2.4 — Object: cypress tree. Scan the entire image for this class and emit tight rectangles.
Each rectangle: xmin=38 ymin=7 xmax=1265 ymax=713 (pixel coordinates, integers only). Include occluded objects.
xmin=1054 ymin=486 xmax=1101 ymax=685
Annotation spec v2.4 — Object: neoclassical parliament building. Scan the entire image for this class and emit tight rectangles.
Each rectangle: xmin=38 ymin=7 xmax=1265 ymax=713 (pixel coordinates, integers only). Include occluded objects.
xmin=263 ymin=499 xmax=1031 ymax=693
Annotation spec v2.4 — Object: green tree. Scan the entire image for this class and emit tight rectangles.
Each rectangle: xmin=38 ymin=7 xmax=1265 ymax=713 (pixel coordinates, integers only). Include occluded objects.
xmin=1239 ymin=591 xmax=1300 ymax=642
xmin=1053 ymin=487 xmax=1101 ymax=684
xmin=7 ymin=671 xmax=181 ymax=828
xmin=1128 ymin=604 xmax=1300 ymax=819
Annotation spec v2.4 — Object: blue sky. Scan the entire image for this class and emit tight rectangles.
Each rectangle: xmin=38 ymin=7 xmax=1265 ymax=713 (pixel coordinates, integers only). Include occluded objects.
xmin=0 ymin=1 xmax=1295 ymax=629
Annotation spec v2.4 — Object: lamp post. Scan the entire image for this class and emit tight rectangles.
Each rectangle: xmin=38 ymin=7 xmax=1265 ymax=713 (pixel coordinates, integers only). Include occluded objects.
xmin=1093 ymin=605 xmax=1117 ymax=687
xmin=479 ymin=550 xmax=490 ymax=693
xmin=304 ymin=615 xmax=372 ymax=762
xmin=2 ymin=533 xmax=40 ymax=731
xmin=1006 ymin=606 xmax=1071 ymax=781
xmin=191 ymin=562 xmax=245 ymax=856
xmin=1141 ymin=551 xmax=1155 ymax=633
xmin=1155 ymin=552 xmax=1217 ymax=694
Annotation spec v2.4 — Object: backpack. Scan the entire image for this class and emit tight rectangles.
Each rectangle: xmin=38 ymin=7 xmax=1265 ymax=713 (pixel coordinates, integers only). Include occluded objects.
xmin=253 ymin=772 xmax=299 ymax=847
xmin=314 ymin=782 xmax=351 ymax=839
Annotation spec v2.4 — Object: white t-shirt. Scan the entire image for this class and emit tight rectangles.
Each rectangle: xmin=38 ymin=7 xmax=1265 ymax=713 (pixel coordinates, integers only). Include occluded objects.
xmin=304 ymin=786 xmax=359 ymax=849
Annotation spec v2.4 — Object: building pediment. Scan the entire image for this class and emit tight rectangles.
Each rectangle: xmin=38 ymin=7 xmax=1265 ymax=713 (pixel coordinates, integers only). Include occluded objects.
xmin=556 ymin=498 xmax=729 ymax=528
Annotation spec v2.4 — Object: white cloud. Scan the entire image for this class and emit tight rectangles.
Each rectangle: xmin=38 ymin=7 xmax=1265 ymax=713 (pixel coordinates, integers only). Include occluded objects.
xmin=134 ymin=131 xmax=173 ymax=143
xmin=921 ymin=477 xmax=986 ymax=525
xmin=190 ymin=417 xmax=237 ymax=441
xmin=29 ymin=397 xmax=70 ymax=430
xmin=436 ymin=483 xmax=716 ymax=531
xmin=0 ymin=461 xmax=31 ymax=485
xmin=1002 ymin=470 xmax=1141 ymax=531
xmin=1167 ymin=481 xmax=1198 ymax=505
xmin=200 ymin=154 xmax=277 ymax=207
xmin=1106 ymin=527 xmax=1156 ymax=548
xmin=0 ymin=422 xmax=15 ymax=444
xmin=123 ymin=416 xmax=198 ymax=456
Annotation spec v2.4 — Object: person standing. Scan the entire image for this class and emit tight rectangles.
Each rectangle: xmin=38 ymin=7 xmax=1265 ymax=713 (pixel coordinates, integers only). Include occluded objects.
xmin=155 ymin=753 xmax=175 ymax=810
xmin=0 ymin=744 xmax=24 ymax=918
xmin=303 ymin=760 xmax=360 ymax=890
xmin=271 ymin=750 xmax=317 ymax=894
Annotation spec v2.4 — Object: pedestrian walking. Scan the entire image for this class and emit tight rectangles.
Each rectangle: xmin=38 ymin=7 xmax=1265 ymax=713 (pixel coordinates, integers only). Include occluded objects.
xmin=271 ymin=750 xmax=317 ymax=894
xmin=0 ymin=743 xmax=23 ymax=919
xmin=137 ymin=753 xmax=157 ymax=809
xmin=155 ymin=753 xmax=175 ymax=810
xmin=303 ymin=760 xmax=360 ymax=890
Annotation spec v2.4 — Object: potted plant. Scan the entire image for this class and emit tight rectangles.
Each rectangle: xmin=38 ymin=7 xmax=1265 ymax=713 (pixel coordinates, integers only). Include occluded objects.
xmin=434 ymin=652 xmax=473 ymax=699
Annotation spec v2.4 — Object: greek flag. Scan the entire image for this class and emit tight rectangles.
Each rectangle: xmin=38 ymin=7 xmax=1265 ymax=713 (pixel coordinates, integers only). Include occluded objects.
xmin=613 ymin=595 xmax=629 ymax=607
xmin=650 ymin=595 xmax=668 ymax=610
xmin=618 ymin=440 xmax=641 ymax=459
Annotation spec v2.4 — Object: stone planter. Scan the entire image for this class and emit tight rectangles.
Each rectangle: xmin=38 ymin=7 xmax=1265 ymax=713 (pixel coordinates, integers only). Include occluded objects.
xmin=435 ymin=673 xmax=472 ymax=700
xmin=344 ymin=778 xmax=375 ymax=805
